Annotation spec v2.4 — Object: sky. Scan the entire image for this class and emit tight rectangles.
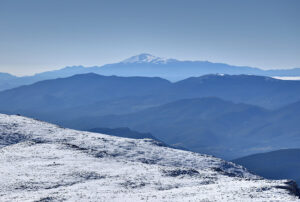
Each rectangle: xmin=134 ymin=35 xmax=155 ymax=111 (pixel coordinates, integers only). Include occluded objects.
xmin=0 ymin=0 xmax=299 ymax=76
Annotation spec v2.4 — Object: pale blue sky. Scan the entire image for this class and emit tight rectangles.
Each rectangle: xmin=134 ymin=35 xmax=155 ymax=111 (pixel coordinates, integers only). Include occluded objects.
xmin=0 ymin=0 xmax=299 ymax=76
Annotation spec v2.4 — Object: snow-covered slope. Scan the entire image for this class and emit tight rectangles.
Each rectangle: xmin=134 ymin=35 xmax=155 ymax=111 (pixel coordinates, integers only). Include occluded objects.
xmin=0 ymin=114 xmax=299 ymax=201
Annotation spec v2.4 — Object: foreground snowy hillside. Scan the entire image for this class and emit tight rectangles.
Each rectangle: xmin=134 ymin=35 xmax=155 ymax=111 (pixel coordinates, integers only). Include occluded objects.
xmin=0 ymin=114 xmax=299 ymax=201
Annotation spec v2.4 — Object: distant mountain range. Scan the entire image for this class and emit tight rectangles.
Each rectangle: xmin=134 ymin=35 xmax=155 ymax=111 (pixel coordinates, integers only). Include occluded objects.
xmin=1 ymin=73 xmax=300 ymax=159
xmin=233 ymin=149 xmax=300 ymax=185
xmin=0 ymin=74 xmax=170 ymax=115
xmin=0 ymin=74 xmax=300 ymax=117
xmin=164 ymin=74 xmax=300 ymax=109
xmin=1 ymin=53 xmax=300 ymax=91
xmin=65 ymin=97 xmax=300 ymax=159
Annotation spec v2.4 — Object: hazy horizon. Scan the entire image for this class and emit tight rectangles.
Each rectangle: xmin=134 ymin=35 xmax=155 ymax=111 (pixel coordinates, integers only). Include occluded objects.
xmin=1 ymin=53 xmax=300 ymax=77
xmin=1 ymin=0 xmax=300 ymax=76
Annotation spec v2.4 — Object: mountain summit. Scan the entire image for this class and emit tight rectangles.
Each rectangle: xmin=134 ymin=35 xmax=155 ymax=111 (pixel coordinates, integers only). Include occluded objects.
xmin=121 ymin=53 xmax=175 ymax=64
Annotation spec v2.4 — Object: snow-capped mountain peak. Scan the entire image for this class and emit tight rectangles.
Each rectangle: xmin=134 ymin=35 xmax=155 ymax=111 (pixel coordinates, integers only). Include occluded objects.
xmin=121 ymin=53 xmax=174 ymax=64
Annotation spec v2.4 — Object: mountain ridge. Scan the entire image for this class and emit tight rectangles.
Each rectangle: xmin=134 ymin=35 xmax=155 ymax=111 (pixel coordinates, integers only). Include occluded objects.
xmin=233 ymin=149 xmax=300 ymax=185
xmin=1 ymin=53 xmax=300 ymax=91
xmin=61 ymin=96 xmax=300 ymax=159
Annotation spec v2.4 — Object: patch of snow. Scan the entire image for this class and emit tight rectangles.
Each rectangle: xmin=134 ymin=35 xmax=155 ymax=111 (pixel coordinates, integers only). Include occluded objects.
xmin=121 ymin=53 xmax=175 ymax=64
xmin=273 ymin=76 xmax=300 ymax=80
